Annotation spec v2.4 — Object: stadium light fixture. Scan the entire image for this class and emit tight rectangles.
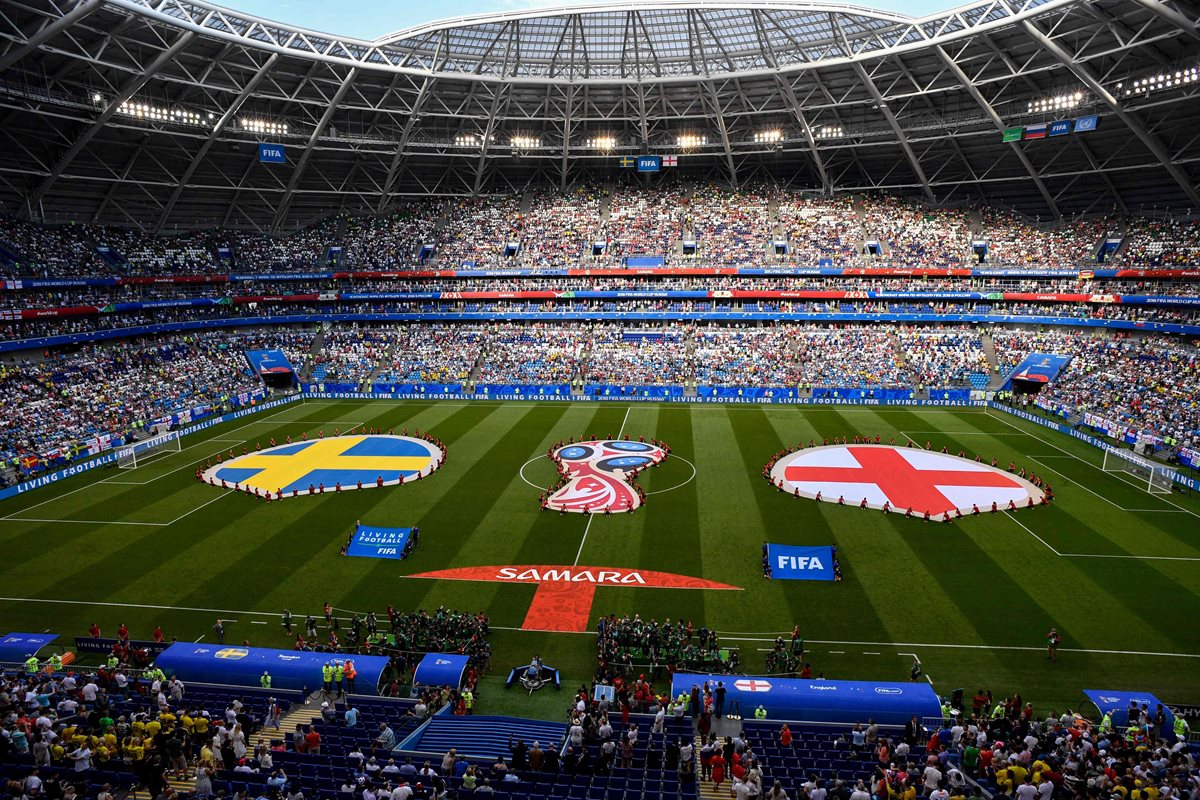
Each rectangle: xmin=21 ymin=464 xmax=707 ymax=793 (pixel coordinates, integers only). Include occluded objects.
xmin=676 ymin=133 xmax=708 ymax=149
xmin=588 ymin=135 xmax=617 ymax=151
xmin=454 ymin=133 xmax=480 ymax=147
xmin=753 ymin=129 xmax=784 ymax=144
xmin=1125 ymin=66 xmax=1199 ymax=96
xmin=240 ymin=117 xmax=289 ymax=136
xmin=118 ymin=100 xmax=207 ymax=127
xmin=510 ymin=135 xmax=542 ymax=149
xmin=1026 ymin=91 xmax=1085 ymax=114
xmin=813 ymin=125 xmax=843 ymax=140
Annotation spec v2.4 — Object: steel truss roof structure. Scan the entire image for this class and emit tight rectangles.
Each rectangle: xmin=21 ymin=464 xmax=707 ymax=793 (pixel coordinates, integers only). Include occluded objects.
xmin=0 ymin=0 xmax=1196 ymax=232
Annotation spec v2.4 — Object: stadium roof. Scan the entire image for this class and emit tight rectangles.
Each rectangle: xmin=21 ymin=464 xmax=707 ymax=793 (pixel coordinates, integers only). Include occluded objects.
xmin=0 ymin=0 xmax=1196 ymax=231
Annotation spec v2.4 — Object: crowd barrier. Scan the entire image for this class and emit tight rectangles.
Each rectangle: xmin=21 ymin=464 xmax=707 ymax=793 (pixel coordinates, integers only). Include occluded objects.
xmin=0 ymin=395 xmax=301 ymax=502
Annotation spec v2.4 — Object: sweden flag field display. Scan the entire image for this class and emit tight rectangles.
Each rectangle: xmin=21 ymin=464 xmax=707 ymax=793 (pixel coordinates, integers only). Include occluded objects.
xmin=0 ymin=397 xmax=1198 ymax=716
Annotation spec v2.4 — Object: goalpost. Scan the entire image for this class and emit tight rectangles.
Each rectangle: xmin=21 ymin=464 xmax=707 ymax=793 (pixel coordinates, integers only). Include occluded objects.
xmin=116 ymin=430 xmax=182 ymax=470
xmin=1101 ymin=447 xmax=1174 ymax=495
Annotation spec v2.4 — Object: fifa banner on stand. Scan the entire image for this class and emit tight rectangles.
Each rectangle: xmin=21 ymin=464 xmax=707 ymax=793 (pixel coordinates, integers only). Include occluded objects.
xmin=153 ymin=642 xmax=392 ymax=695
xmin=258 ymin=143 xmax=286 ymax=163
xmin=671 ymin=674 xmax=941 ymax=725
xmin=767 ymin=544 xmax=836 ymax=581
xmin=245 ymin=349 xmax=296 ymax=375
xmin=346 ymin=525 xmax=412 ymax=560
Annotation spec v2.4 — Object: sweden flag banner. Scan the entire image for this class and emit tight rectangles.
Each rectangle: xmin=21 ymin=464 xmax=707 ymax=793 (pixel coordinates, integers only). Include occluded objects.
xmin=201 ymin=435 xmax=443 ymax=497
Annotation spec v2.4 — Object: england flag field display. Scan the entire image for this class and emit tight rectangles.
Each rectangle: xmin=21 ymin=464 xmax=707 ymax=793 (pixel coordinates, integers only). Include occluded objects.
xmin=770 ymin=445 xmax=1045 ymax=518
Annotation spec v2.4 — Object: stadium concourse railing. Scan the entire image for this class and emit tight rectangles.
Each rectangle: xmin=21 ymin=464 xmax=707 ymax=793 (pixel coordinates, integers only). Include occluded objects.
xmin=4 ymin=310 xmax=1200 ymax=355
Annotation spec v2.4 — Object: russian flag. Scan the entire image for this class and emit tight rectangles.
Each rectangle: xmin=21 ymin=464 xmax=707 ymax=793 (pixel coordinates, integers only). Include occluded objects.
xmin=1023 ymin=124 xmax=1047 ymax=140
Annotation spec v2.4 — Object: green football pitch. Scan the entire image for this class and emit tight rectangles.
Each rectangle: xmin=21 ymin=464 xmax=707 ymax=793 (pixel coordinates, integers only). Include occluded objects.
xmin=1 ymin=398 xmax=1198 ymax=719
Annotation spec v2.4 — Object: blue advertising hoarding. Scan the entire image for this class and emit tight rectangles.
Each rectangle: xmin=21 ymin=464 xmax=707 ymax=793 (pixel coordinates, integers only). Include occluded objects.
xmin=413 ymin=653 xmax=469 ymax=690
xmin=766 ymin=544 xmax=836 ymax=581
xmin=671 ymin=675 xmax=941 ymax=725
xmin=154 ymin=642 xmax=391 ymax=695
xmin=1082 ymin=690 xmax=1175 ymax=738
xmin=0 ymin=633 xmax=58 ymax=663
xmin=347 ymin=525 xmax=412 ymax=560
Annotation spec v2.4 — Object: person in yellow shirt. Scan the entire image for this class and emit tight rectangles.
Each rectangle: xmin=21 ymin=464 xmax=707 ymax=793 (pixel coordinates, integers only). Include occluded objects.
xmin=180 ymin=712 xmax=195 ymax=737
xmin=144 ymin=718 xmax=161 ymax=739
xmin=1031 ymin=760 xmax=1050 ymax=783
xmin=50 ymin=742 xmax=65 ymax=762
xmin=159 ymin=711 xmax=176 ymax=731
xmin=995 ymin=767 xmax=1013 ymax=795
xmin=194 ymin=715 xmax=210 ymax=738
xmin=199 ymin=742 xmax=215 ymax=767
xmin=1009 ymin=764 xmax=1029 ymax=787
xmin=123 ymin=735 xmax=145 ymax=761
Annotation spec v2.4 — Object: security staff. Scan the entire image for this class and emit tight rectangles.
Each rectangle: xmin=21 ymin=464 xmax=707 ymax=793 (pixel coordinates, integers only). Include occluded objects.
xmin=343 ymin=660 xmax=357 ymax=694
xmin=260 ymin=671 xmax=272 ymax=689
xmin=24 ymin=654 xmax=38 ymax=674
xmin=47 ymin=653 xmax=63 ymax=672
xmin=462 ymin=688 xmax=474 ymax=715
xmin=321 ymin=662 xmax=334 ymax=695
xmin=333 ymin=662 xmax=344 ymax=697
xmin=754 ymin=705 xmax=767 ymax=720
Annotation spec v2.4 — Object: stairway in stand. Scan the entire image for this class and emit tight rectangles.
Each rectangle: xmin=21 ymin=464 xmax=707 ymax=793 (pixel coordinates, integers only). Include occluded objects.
xmin=249 ymin=689 xmax=326 ymax=749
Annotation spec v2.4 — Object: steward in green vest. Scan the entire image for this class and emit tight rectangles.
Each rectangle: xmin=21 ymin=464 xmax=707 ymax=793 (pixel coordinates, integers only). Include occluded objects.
xmin=24 ymin=655 xmax=38 ymax=674
xmin=260 ymin=671 xmax=272 ymax=689
xmin=1173 ymin=716 xmax=1189 ymax=739
xmin=47 ymin=654 xmax=63 ymax=672
xmin=333 ymin=663 xmax=345 ymax=694
xmin=322 ymin=663 xmax=334 ymax=692
xmin=754 ymin=705 xmax=767 ymax=720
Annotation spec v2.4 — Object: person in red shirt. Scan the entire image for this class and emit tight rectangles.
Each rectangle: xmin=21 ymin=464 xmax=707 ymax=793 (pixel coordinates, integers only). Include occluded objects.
xmin=780 ymin=724 xmax=793 ymax=747
xmin=117 ymin=623 xmax=129 ymax=642
xmin=88 ymin=623 xmax=101 ymax=638
xmin=303 ymin=725 xmax=321 ymax=754
xmin=152 ymin=626 xmax=164 ymax=644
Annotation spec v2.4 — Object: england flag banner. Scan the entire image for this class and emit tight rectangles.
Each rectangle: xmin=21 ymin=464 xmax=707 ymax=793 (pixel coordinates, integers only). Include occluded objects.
xmin=767 ymin=544 xmax=836 ymax=581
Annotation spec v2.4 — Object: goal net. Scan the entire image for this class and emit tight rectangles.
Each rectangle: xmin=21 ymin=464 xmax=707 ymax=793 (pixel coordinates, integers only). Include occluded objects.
xmin=116 ymin=430 xmax=182 ymax=470
xmin=1102 ymin=448 xmax=1173 ymax=495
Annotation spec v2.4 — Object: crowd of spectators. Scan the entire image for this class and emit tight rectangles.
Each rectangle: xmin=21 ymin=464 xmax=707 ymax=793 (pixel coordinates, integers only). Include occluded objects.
xmin=775 ymin=195 xmax=861 ymax=265
xmin=0 ymin=332 xmax=263 ymax=471
xmin=374 ymin=325 xmax=484 ymax=385
xmin=978 ymin=210 xmax=1113 ymax=267
xmin=860 ymin=197 xmax=971 ymax=266
xmin=582 ymin=327 xmax=695 ymax=386
xmin=1118 ymin=217 xmax=1200 ymax=267
xmin=603 ymin=185 xmax=690 ymax=261
xmin=896 ymin=329 xmax=991 ymax=388
xmin=474 ymin=323 xmax=587 ymax=385
xmin=694 ymin=326 xmax=804 ymax=387
xmin=793 ymin=326 xmax=910 ymax=388
xmin=0 ymin=217 xmax=105 ymax=276
xmin=307 ymin=326 xmax=397 ymax=386
xmin=688 ymin=185 xmax=771 ymax=265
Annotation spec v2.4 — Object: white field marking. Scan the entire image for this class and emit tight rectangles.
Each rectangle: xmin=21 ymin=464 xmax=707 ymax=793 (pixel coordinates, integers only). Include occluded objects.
xmin=985 ymin=408 xmax=1200 ymax=521
xmin=927 ymin=676 xmax=936 ymax=685
xmin=898 ymin=432 xmax=1029 ymax=436
xmin=863 ymin=651 xmax=881 ymax=655
xmin=899 ymin=652 xmax=921 ymax=664
xmin=617 ymin=405 xmax=632 ymax=439
xmin=251 ymin=621 xmax=267 ymax=625
xmin=1026 ymin=456 xmax=1180 ymax=514
xmin=2 ymin=596 xmax=1199 ymax=659
xmin=1002 ymin=511 xmax=1063 ymax=556
xmin=0 ymin=402 xmax=303 ymax=517
xmin=572 ymin=514 xmax=595 ymax=567
xmin=829 ymin=650 xmax=845 ymax=654
xmin=644 ymin=455 xmax=697 ymax=496
xmin=194 ymin=635 xmax=204 ymax=643
xmin=163 ymin=491 xmax=232 ymax=525
xmin=0 ymin=517 xmax=167 ymax=527
xmin=518 ymin=455 xmax=550 ymax=491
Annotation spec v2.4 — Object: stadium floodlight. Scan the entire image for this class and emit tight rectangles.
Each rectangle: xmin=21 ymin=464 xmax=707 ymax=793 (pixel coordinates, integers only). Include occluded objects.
xmin=510 ymin=135 xmax=542 ymax=149
xmin=813 ymin=125 xmax=843 ymax=140
xmin=1026 ymin=91 xmax=1085 ymax=114
xmin=92 ymin=93 xmax=103 ymax=103
xmin=1125 ymin=66 xmax=1199 ymax=96
xmin=588 ymin=135 xmax=617 ymax=151
xmin=454 ymin=133 xmax=480 ymax=147
xmin=753 ymin=129 xmax=784 ymax=144
xmin=241 ymin=117 xmax=289 ymax=136
xmin=675 ymin=133 xmax=707 ymax=148
xmin=118 ymin=100 xmax=207 ymax=127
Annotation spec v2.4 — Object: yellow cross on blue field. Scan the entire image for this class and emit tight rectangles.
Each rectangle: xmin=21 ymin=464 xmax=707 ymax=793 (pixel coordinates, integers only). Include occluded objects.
xmin=203 ymin=435 xmax=441 ymax=496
